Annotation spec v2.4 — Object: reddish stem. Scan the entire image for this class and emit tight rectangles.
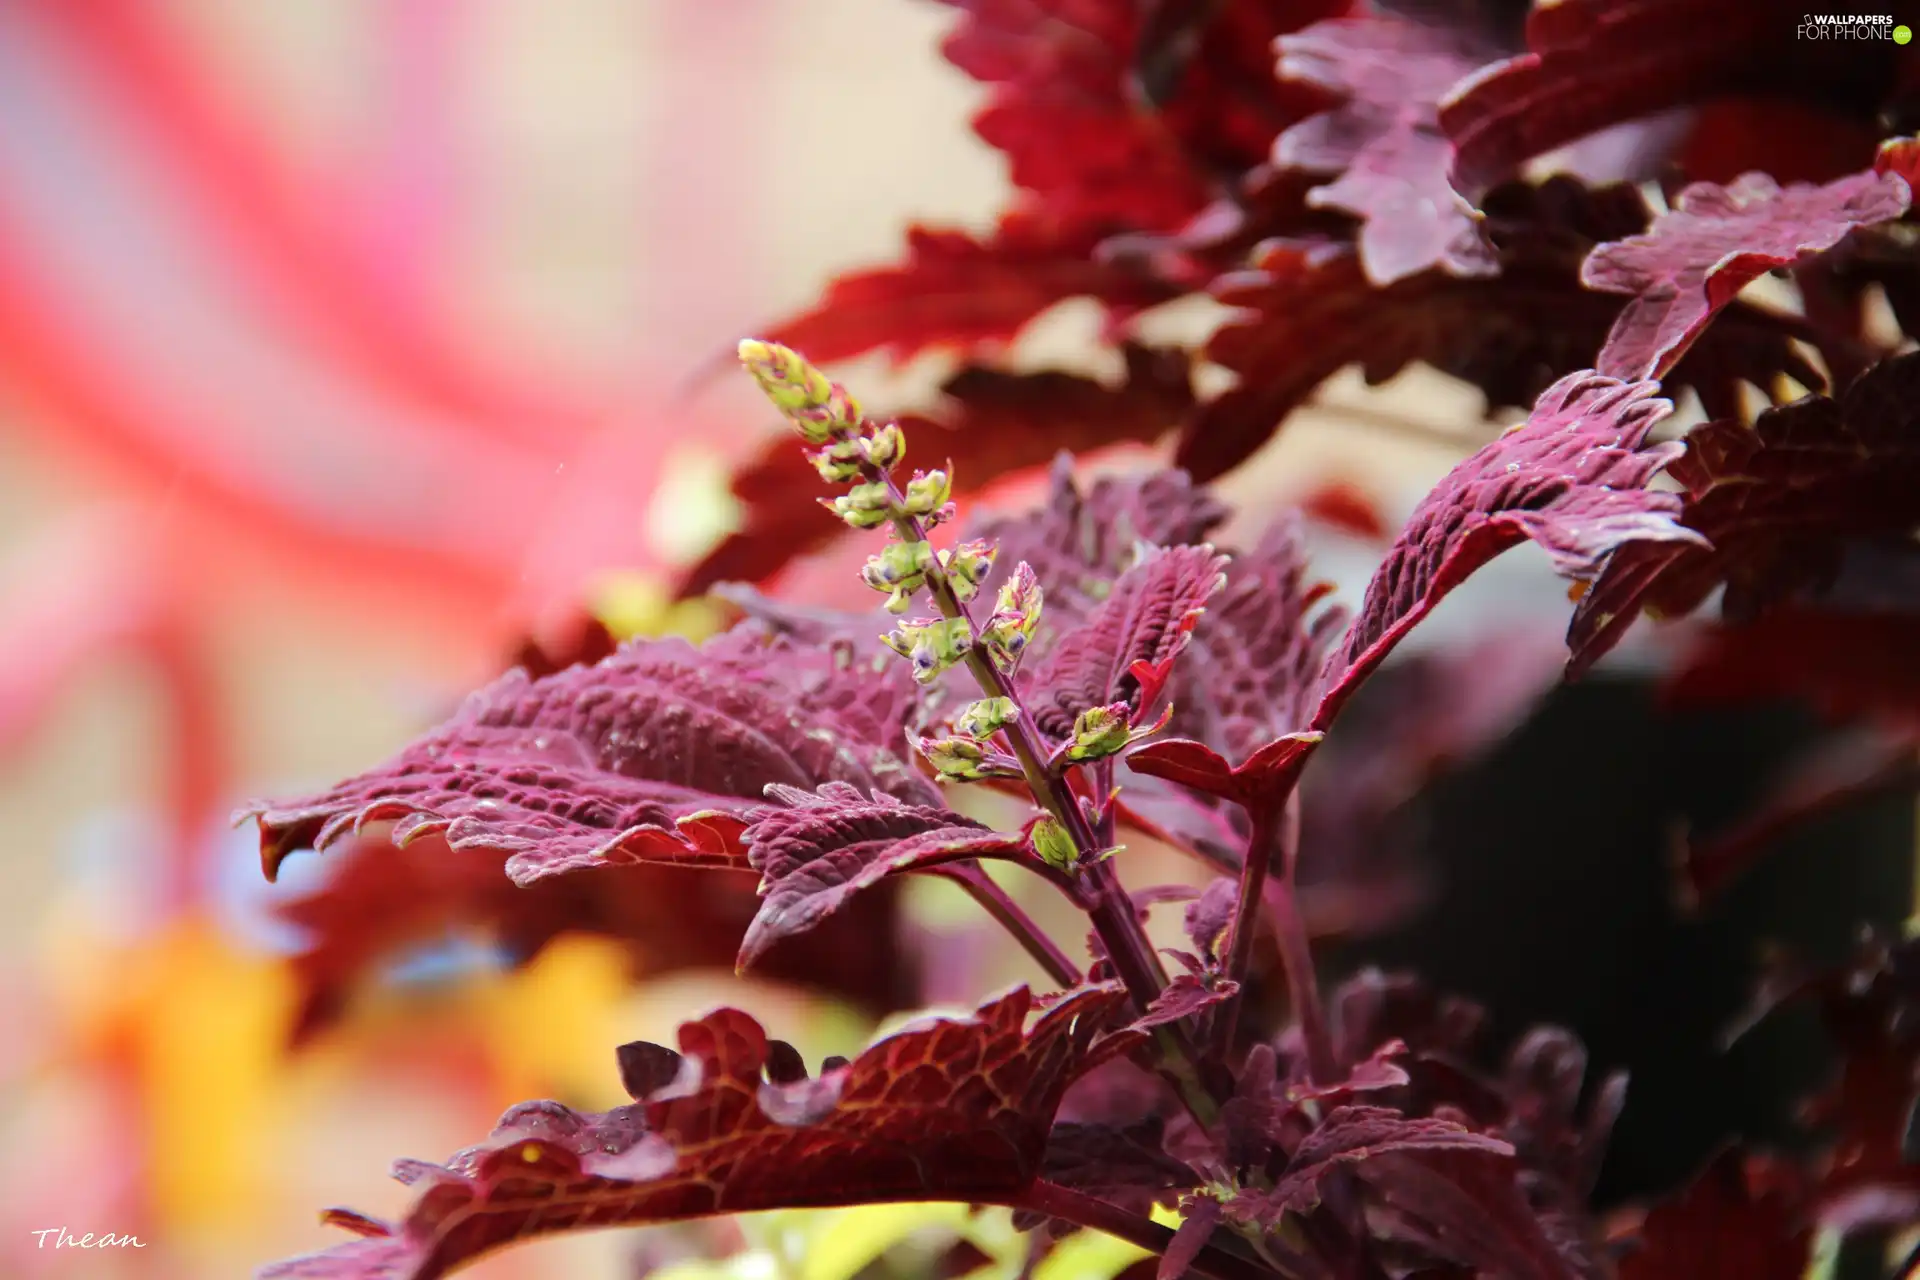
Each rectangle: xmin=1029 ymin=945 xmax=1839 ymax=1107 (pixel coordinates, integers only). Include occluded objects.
xmin=949 ymin=865 xmax=1082 ymax=988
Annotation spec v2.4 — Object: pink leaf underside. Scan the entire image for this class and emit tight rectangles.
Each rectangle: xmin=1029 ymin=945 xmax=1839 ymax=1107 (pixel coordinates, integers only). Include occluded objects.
xmin=1313 ymin=369 xmax=1703 ymax=730
xmin=1582 ymin=169 xmax=1910 ymax=380
xmin=1273 ymin=15 xmax=1502 ymax=285
xmin=240 ymin=626 xmax=933 ymax=886
xmin=261 ymin=984 xmax=1125 ymax=1280
xmin=738 ymin=781 xmax=1029 ymax=967
xmin=1025 ymin=542 xmax=1229 ymax=742
xmin=1569 ymin=351 xmax=1920 ymax=671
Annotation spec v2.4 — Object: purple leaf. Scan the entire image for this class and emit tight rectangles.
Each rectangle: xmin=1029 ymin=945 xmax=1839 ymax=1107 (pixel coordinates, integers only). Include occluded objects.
xmin=1223 ymin=1106 xmax=1513 ymax=1222
xmin=1159 ymin=1195 xmax=1221 ymax=1280
xmin=1583 ymin=169 xmax=1910 ymax=380
xmin=1183 ymin=878 xmax=1238 ymax=960
xmin=1131 ymin=974 xmax=1239 ymax=1032
xmin=737 ymin=782 xmax=1036 ymax=971
xmin=1315 ymin=370 xmax=1701 ymax=729
xmin=1026 ymin=544 xmax=1228 ymax=741
xmin=240 ymin=627 xmax=933 ymax=886
xmin=739 ymin=782 xmax=1033 ymax=968
xmin=1040 ymin=1120 xmax=1200 ymax=1220
xmin=1273 ymin=16 xmax=1503 ymax=285
xmin=1570 ymin=353 xmax=1920 ymax=672
xmin=973 ymin=457 xmax=1229 ymax=632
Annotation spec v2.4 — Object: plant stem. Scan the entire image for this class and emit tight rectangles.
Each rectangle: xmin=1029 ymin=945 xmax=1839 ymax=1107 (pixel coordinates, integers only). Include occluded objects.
xmin=1265 ymin=795 xmax=1336 ymax=1084
xmin=1017 ymin=1182 xmax=1284 ymax=1280
xmin=1210 ymin=800 xmax=1277 ymax=1058
xmin=949 ymin=864 xmax=1082 ymax=988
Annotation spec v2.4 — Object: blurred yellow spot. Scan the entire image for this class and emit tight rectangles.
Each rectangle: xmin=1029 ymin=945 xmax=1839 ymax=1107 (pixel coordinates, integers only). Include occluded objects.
xmin=588 ymin=570 xmax=724 ymax=644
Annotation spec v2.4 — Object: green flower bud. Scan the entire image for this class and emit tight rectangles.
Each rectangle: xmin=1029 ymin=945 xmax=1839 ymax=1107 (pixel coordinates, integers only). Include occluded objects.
xmin=918 ymin=734 xmax=989 ymax=780
xmin=940 ymin=539 xmax=998 ymax=603
xmin=903 ymin=468 xmax=952 ymax=516
xmin=810 ymin=438 xmax=866 ymax=483
xmin=1067 ymin=703 xmax=1133 ymax=762
xmin=995 ymin=561 xmax=1043 ymax=626
xmin=861 ymin=541 xmax=930 ymax=589
xmin=831 ymin=482 xmax=894 ymax=528
xmin=881 ymin=616 xmax=974 ymax=684
xmin=866 ymin=422 xmax=906 ymax=470
xmin=953 ymin=696 xmax=1018 ymax=740
xmin=1030 ymin=816 xmax=1078 ymax=874
xmin=982 ymin=562 xmax=1044 ymax=667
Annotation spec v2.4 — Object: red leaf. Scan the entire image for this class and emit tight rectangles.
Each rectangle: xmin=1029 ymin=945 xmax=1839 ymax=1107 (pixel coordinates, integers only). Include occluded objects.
xmin=1026 ymin=543 xmax=1228 ymax=741
xmin=762 ymin=213 xmax=1176 ymax=367
xmin=262 ymin=985 xmax=1124 ymax=1280
xmin=241 ymin=627 xmax=933 ymax=886
xmin=1272 ymin=15 xmax=1501 ymax=284
xmin=677 ymin=344 xmax=1197 ymax=597
xmin=934 ymin=0 xmax=1346 ymax=234
xmin=1570 ymin=354 xmax=1920 ymax=672
xmin=1582 ymin=170 xmax=1910 ymax=380
xmin=738 ymin=782 xmax=1032 ymax=969
xmin=1618 ymin=1150 xmax=1811 ymax=1280
xmin=1316 ymin=370 xmax=1699 ymax=729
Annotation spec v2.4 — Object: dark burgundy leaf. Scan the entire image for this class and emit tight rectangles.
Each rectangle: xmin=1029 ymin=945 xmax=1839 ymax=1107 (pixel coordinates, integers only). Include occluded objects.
xmin=1440 ymin=0 xmax=1907 ymax=201
xmin=1131 ymin=974 xmax=1239 ymax=1031
xmin=1185 ymin=206 xmax=1824 ymax=481
xmin=1674 ymin=732 xmax=1920 ymax=908
xmin=1618 ymin=1149 xmax=1810 ymax=1280
xmin=1222 ymin=1106 xmax=1512 ymax=1222
xmin=1582 ymin=170 xmax=1910 ymax=380
xmin=269 ymin=830 xmax=921 ymax=1044
xmin=739 ymin=782 xmax=1031 ymax=968
xmin=1272 ymin=15 xmax=1502 ymax=284
xmin=262 ymin=985 xmax=1124 ymax=1280
xmin=1040 ymin=1119 xmax=1200 ymax=1219
xmin=1570 ymin=354 xmax=1920 ymax=672
xmin=1354 ymin=1149 xmax=1593 ymax=1280
xmin=1315 ymin=370 xmax=1698 ymax=729
xmin=1159 ymin=1194 xmax=1221 ymax=1280
xmin=617 ymin=1041 xmax=685 ymax=1101
xmin=678 ymin=344 xmax=1196 ymax=597
xmin=1026 ymin=544 xmax=1228 ymax=741
xmin=1665 ymin=609 xmax=1920 ymax=730
xmin=762 ymin=213 xmax=1177 ymax=367
xmin=241 ymin=626 xmax=932 ymax=886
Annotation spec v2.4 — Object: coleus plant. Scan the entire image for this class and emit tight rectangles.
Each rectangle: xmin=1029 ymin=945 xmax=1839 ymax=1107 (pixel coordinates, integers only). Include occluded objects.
xmin=241 ymin=2 xmax=1920 ymax=1277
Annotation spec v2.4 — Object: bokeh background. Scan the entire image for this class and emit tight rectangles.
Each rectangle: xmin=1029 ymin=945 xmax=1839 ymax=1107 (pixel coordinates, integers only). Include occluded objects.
xmin=0 ymin=3 xmax=1656 ymax=1277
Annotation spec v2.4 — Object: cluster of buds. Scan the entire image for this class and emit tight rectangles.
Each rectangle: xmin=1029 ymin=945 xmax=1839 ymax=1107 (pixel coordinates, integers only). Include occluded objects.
xmin=981 ymin=563 xmax=1044 ymax=669
xmin=917 ymin=697 xmax=1022 ymax=781
xmin=737 ymin=339 xmax=952 ymax=533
